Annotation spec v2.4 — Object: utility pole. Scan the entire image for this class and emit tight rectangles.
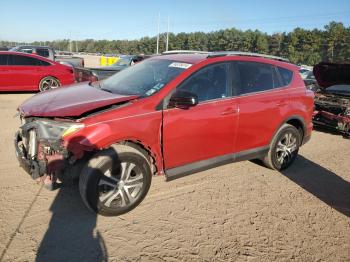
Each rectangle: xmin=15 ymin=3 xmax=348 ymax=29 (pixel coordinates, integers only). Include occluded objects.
xmin=166 ymin=16 xmax=170 ymax=52
xmin=156 ymin=13 xmax=160 ymax=54
xmin=69 ymin=32 xmax=73 ymax=52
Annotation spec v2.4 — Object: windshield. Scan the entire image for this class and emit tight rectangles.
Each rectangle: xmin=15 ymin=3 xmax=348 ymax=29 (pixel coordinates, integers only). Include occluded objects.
xmin=101 ymin=59 xmax=190 ymax=96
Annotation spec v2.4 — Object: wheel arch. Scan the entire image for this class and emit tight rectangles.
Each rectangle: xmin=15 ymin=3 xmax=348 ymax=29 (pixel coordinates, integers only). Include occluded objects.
xmin=271 ymin=115 xmax=306 ymax=146
xmin=111 ymin=139 xmax=160 ymax=176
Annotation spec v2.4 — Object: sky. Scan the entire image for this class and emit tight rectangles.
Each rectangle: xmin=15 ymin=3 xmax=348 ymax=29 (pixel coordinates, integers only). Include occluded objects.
xmin=1 ymin=0 xmax=350 ymax=42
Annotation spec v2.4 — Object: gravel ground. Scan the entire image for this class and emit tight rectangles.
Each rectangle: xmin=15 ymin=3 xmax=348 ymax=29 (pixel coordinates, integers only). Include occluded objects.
xmin=0 ymin=93 xmax=349 ymax=262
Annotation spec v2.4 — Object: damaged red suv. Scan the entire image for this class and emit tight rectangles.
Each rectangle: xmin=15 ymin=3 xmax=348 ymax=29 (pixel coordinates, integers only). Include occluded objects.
xmin=15 ymin=51 xmax=314 ymax=216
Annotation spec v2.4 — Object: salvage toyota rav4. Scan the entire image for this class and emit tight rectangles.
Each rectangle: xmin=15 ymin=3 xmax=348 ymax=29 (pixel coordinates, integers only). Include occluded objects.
xmin=15 ymin=51 xmax=314 ymax=216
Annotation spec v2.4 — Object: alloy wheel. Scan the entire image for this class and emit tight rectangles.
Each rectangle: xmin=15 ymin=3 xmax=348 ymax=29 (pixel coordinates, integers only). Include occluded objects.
xmin=40 ymin=78 xmax=59 ymax=91
xmin=275 ymin=132 xmax=298 ymax=167
xmin=98 ymin=162 xmax=144 ymax=208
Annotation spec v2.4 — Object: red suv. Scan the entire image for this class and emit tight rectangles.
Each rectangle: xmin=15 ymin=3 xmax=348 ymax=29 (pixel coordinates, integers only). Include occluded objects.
xmin=15 ymin=51 xmax=314 ymax=216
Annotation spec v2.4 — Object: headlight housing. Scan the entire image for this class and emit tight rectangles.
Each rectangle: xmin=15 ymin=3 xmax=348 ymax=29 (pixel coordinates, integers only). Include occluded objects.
xmin=25 ymin=120 xmax=85 ymax=140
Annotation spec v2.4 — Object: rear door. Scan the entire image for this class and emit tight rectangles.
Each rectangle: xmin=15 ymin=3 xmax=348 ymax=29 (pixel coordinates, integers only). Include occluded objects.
xmin=163 ymin=62 xmax=239 ymax=169
xmin=0 ymin=54 xmax=11 ymax=90
xmin=8 ymin=54 xmax=46 ymax=91
xmin=234 ymin=61 xmax=289 ymax=152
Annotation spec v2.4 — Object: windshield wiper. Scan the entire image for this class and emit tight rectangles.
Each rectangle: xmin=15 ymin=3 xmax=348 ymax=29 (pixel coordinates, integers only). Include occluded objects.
xmin=100 ymin=88 xmax=113 ymax=93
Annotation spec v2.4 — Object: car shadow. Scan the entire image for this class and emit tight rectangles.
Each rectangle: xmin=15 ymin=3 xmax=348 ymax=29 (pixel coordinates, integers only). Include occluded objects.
xmin=36 ymin=183 xmax=108 ymax=262
xmin=281 ymin=155 xmax=350 ymax=217
xmin=314 ymin=125 xmax=348 ymax=138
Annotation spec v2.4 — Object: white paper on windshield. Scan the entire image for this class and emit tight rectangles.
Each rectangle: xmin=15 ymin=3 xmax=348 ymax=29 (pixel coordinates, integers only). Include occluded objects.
xmin=169 ymin=62 xmax=192 ymax=69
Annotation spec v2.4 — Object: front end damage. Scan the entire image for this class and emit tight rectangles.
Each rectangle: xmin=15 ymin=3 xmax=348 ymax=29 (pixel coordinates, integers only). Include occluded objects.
xmin=14 ymin=117 xmax=89 ymax=183
xmin=313 ymin=93 xmax=350 ymax=137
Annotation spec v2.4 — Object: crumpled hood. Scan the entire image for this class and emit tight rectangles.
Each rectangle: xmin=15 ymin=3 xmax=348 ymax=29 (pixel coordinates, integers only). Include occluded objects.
xmin=313 ymin=62 xmax=350 ymax=88
xmin=19 ymin=83 xmax=138 ymax=117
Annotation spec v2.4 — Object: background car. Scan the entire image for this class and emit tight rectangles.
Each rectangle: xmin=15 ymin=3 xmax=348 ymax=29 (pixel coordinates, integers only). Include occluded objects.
xmin=10 ymin=45 xmax=84 ymax=68
xmin=75 ymin=54 xmax=150 ymax=82
xmin=0 ymin=51 xmax=75 ymax=92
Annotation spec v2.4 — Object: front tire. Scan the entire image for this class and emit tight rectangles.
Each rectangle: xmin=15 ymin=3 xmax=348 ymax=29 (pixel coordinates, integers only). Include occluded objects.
xmin=79 ymin=144 xmax=152 ymax=216
xmin=263 ymin=124 xmax=301 ymax=170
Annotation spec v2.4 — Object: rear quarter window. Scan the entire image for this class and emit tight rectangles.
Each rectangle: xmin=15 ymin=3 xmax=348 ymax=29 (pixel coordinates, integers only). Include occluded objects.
xmin=39 ymin=60 xmax=51 ymax=66
xmin=277 ymin=67 xmax=293 ymax=87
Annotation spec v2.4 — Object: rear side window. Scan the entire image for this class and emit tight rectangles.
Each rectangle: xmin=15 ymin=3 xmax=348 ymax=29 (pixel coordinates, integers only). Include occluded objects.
xmin=236 ymin=62 xmax=279 ymax=95
xmin=9 ymin=55 xmax=43 ymax=66
xmin=277 ymin=67 xmax=293 ymax=86
xmin=0 ymin=54 xmax=8 ymax=65
xmin=36 ymin=48 xmax=50 ymax=58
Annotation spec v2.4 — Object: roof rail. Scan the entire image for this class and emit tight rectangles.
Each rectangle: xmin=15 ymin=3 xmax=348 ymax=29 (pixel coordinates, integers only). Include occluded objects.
xmin=162 ymin=50 xmax=210 ymax=55
xmin=208 ymin=51 xmax=289 ymax=62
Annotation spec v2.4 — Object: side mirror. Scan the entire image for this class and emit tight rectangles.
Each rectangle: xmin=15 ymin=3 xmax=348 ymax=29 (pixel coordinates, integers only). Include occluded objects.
xmin=169 ymin=90 xmax=198 ymax=109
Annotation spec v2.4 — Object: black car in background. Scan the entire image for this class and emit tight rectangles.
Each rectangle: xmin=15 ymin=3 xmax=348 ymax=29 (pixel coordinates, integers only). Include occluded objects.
xmin=75 ymin=55 xmax=149 ymax=82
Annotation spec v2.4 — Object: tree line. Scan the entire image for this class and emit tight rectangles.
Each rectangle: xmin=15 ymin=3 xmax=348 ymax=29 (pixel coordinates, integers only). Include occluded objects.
xmin=1 ymin=21 xmax=349 ymax=65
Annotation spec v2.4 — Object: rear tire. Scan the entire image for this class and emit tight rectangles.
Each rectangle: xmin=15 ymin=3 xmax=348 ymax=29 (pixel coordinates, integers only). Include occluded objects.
xmin=263 ymin=124 xmax=301 ymax=171
xmin=39 ymin=76 xmax=60 ymax=92
xmin=79 ymin=144 xmax=152 ymax=216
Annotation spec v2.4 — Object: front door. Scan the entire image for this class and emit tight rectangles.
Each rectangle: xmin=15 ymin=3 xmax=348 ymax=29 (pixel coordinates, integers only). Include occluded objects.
xmin=162 ymin=62 xmax=239 ymax=169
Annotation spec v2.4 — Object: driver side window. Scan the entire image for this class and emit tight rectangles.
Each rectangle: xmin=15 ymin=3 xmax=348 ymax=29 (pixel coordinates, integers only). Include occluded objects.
xmin=177 ymin=63 xmax=229 ymax=103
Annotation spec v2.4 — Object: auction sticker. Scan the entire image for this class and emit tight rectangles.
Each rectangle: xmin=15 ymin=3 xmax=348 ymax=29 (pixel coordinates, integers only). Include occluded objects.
xmin=169 ymin=62 xmax=192 ymax=69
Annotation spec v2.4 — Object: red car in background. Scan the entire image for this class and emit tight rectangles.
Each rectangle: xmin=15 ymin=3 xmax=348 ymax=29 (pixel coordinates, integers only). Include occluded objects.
xmin=0 ymin=51 xmax=75 ymax=92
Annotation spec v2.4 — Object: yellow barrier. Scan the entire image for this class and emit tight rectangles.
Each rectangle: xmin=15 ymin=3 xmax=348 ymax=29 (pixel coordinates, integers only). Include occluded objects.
xmin=100 ymin=56 xmax=107 ymax=66
xmin=100 ymin=56 xmax=120 ymax=66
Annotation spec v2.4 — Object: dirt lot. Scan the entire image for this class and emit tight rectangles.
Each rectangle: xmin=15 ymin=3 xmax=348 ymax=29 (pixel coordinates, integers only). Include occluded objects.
xmin=0 ymin=93 xmax=349 ymax=262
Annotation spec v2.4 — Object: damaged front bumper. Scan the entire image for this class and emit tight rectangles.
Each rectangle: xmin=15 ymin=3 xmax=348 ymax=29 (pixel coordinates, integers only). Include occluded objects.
xmin=313 ymin=110 xmax=350 ymax=136
xmin=15 ymin=131 xmax=43 ymax=179
xmin=14 ymin=119 xmax=73 ymax=180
